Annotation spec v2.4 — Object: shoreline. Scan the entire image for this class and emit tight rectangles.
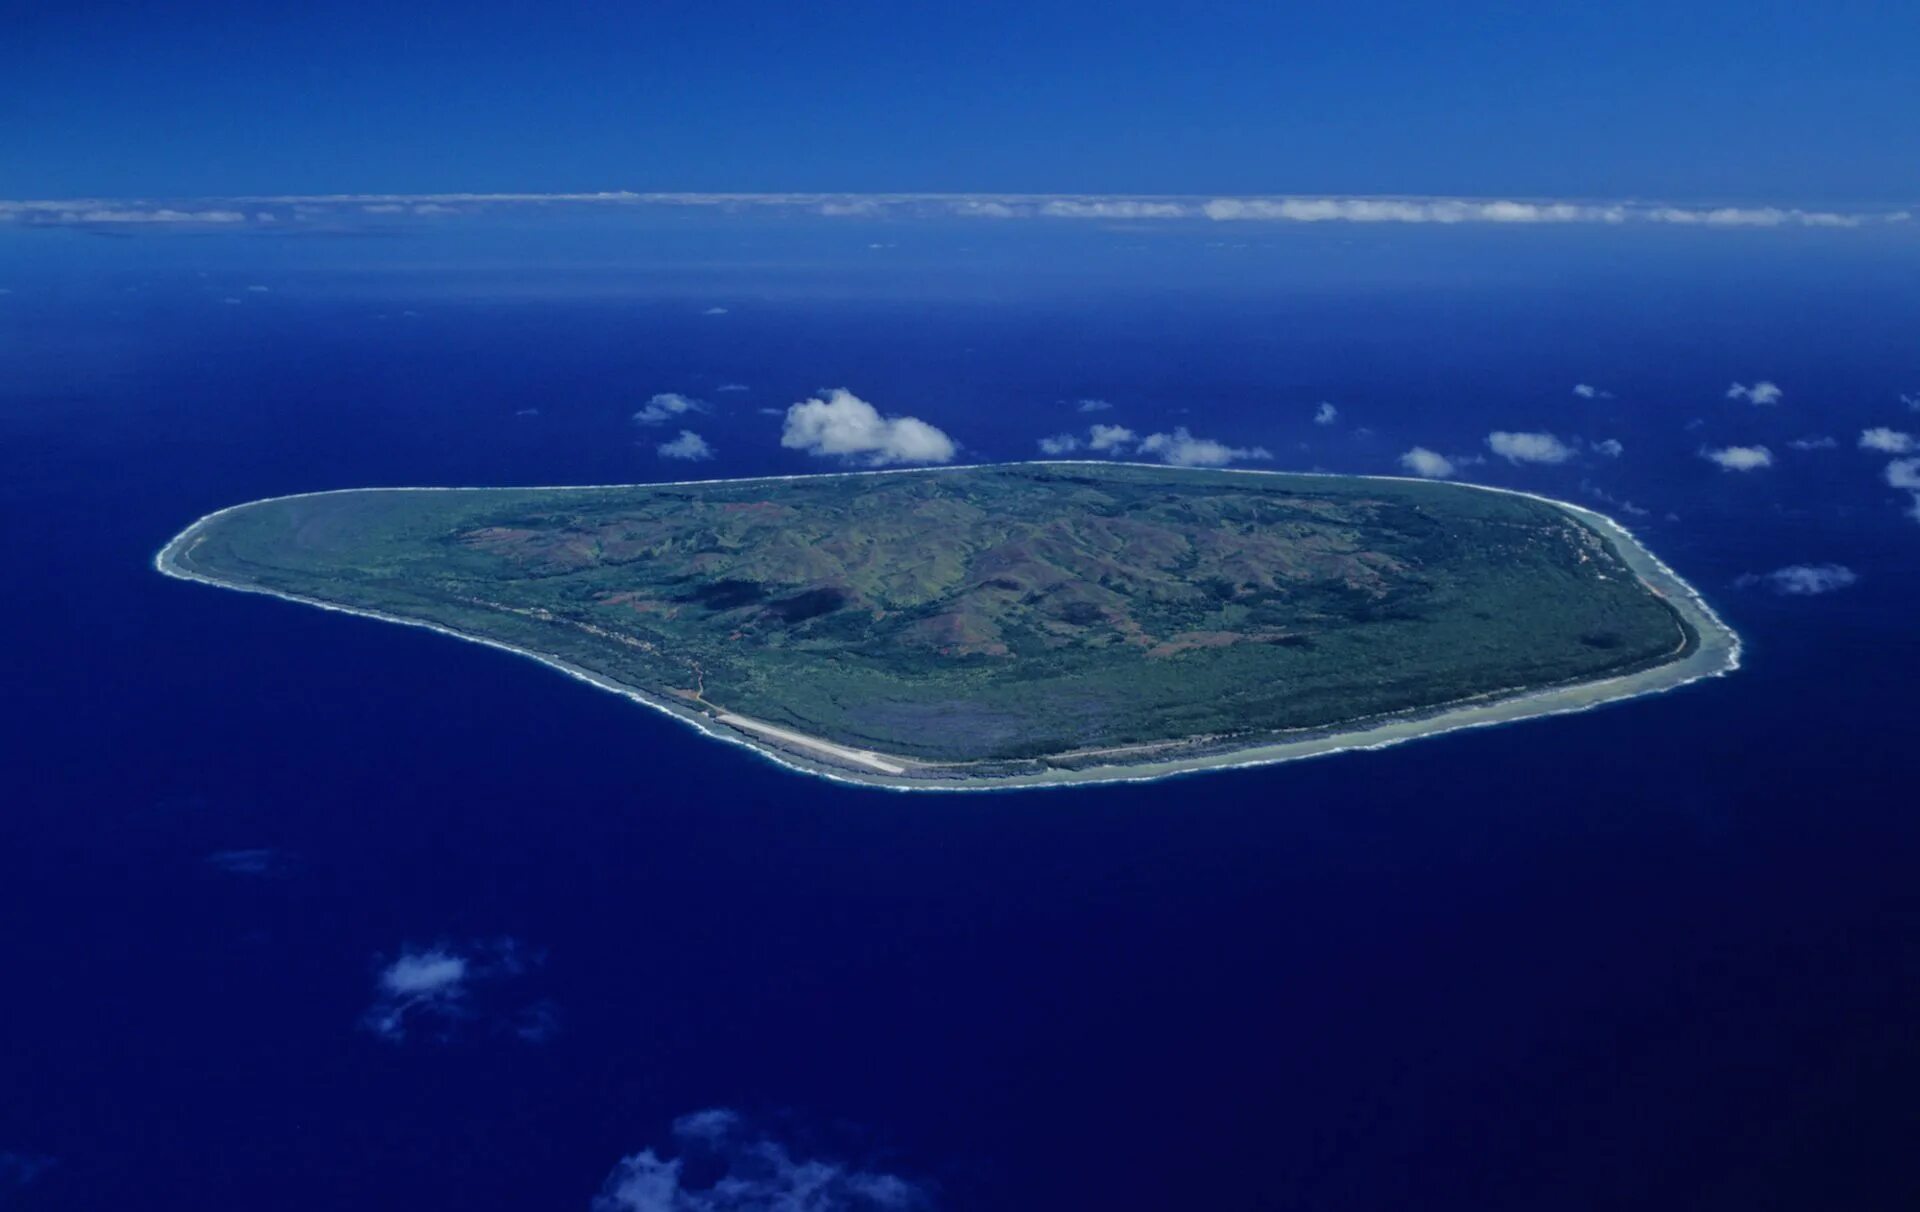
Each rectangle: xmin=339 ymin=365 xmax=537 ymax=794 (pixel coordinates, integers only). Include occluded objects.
xmin=154 ymin=461 xmax=1743 ymax=792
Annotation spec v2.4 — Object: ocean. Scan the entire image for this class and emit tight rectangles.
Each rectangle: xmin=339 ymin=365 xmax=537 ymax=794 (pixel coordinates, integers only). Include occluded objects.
xmin=3 ymin=209 xmax=1917 ymax=1210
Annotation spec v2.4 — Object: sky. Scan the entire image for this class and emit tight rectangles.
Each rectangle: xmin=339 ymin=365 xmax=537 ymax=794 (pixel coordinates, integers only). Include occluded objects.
xmin=7 ymin=0 xmax=1920 ymax=203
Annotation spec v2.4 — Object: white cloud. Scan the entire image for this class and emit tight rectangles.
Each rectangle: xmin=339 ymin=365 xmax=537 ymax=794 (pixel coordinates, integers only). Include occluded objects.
xmin=1486 ymin=431 xmax=1575 ymax=465
xmin=1313 ymin=402 xmax=1339 ymax=426
xmin=1788 ymin=435 xmax=1837 ymax=450
xmin=1200 ymin=197 xmax=1627 ymax=225
xmin=1701 ymin=444 xmax=1775 ymax=471
xmin=1887 ymin=457 xmax=1920 ymax=489
xmin=716 ymin=383 xmax=750 ymax=393
xmin=657 ymin=430 xmax=714 ymax=461
xmin=1726 ymin=381 xmax=1784 ymax=405
xmin=1398 ymin=447 xmax=1455 ymax=478
xmin=204 ymin=848 xmax=285 ymax=877
xmin=1594 ymin=438 xmax=1624 ymax=457
xmin=1136 ymin=427 xmax=1271 ymax=467
xmin=781 ymin=389 xmax=957 ymax=466
xmin=702 ymin=306 xmax=729 ymax=316
xmin=633 ymin=393 xmax=708 ymax=426
xmin=593 ymin=1109 xmax=926 ymax=1212
xmin=361 ymin=939 xmax=544 ymax=1044
xmin=7 ymin=193 xmax=1909 ymax=233
xmin=1086 ymin=423 xmax=1136 ymax=452
xmin=1037 ymin=433 xmax=1081 ymax=455
xmin=1076 ymin=398 xmax=1113 ymax=413
xmin=0 ymin=1152 xmax=53 ymax=1193
xmin=1040 ymin=199 xmax=1187 ymax=220
xmin=1859 ymin=427 xmax=1916 ymax=454
xmin=1736 ymin=564 xmax=1859 ymax=596
xmin=1902 ymin=392 xmax=1920 ymax=412
xmin=1572 ymin=383 xmax=1613 ymax=400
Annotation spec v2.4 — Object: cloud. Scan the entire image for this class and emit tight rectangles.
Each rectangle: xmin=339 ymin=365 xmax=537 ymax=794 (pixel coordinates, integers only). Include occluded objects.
xmin=1887 ymin=457 xmax=1920 ymax=489
xmin=1200 ymin=197 xmax=1628 ymax=225
xmin=1902 ymin=392 xmax=1920 ymax=412
xmin=1398 ymin=447 xmax=1455 ymax=479
xmin=1486 ymin=431 xmax=1575 ymax=465
xmin=1136 ymin=427 xmax=1271 ymax=467
xmin=657 ymin=431 xmax=715 ymax=461
xmin=1859 ymin=427 xmax=1916 ymax=454
xmin=7 ymin=193 xmax=1910 ymax=234
xmin=361 ymin=939 xmax=546 ymax=1044
xmin=0 ymin=1152 xmax=52 ymax=1194
xmin=1594 ymin=438 xmax=1624 ymax=457
xmin=1788 ymin=435 xmax=1837 ymax=450
xmin=1572 ymin=383 xmax=1613 ymax=400
xmin=592 ymin=1110 xmax=927 ymax=1212
xmin=633 ymin=393 xmax=708 ymax=426
xmin=1037 ymin=433 xmax=1081 ymax=455
xmin=1701 ymin=444 xmax=1775 ymax=471
xmin=702 ymin=306 xmax=729 ymax=316
xmin=1040 ymin=199 xmax=1187 ymax=220
xmin=1313 ymin=402 xmax=1339 ymax=426
xmin=1086 ymin=423 xmax=1136 ymax=452
xmin=1582 ymin=482 xmax=1651 ymax=517
xmin=1076 ymin=398 xmax=1113 ymax=413
xmin=716 ymin=383 xmax=750 ymax=393
xmin=1735 ymin=564 xmax=1859 ymax=596
xmin=781 ymin=389 xmax=956 ymax=466
xmin=1726 ymin=381 xmax=1784 ymax=405
xmin=205 ymin=848 xmax=286 ymax=877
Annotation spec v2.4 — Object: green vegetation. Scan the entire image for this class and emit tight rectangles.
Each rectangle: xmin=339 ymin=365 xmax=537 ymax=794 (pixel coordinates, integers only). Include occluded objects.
xmin=163 ymin=463 xmax=1691 ymax=765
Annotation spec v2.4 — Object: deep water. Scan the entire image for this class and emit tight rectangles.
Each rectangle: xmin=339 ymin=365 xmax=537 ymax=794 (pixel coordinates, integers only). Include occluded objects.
xmin=4 ymin=214 xmax=1919 ymax=1211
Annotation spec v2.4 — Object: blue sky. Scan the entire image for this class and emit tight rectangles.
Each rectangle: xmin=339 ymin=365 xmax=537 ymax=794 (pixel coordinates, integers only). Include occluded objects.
xmin=6 ymin=0 xmax=1919 ymax=202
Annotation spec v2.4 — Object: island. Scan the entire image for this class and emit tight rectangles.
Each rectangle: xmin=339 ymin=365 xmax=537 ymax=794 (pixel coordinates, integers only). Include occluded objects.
xmin=155 ymin=462 xmax=1740 ymax=789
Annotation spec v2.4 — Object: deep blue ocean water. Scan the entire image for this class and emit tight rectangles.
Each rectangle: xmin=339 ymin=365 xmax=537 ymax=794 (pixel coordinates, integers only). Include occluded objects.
xmin=4 ymin=212 xmax=1919 ymax=1210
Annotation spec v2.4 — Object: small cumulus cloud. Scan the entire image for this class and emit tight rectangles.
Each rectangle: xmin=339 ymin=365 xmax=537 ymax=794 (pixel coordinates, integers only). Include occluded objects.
xmin=1076 ymin=398 xmax=1113 ymax=413
xmin=1701 ymin=444 xmax=1775 ymax=471
xmin=702 ymin=306 xmax=729 ymax=316
xmin=361 ymin=939 xmax=547 ymax=1044
xmin=1136 ymin=427 xmax=1271 ymax=467
xmin=1 ymin=1152 xmax=54 ymax=1193
xmin=1859 ymin=427 xmax=1916 ymax=454
xmin=1038 ymin=424 xmax=1137 ymax=457
xmin=1313 ymin=402 xmax=1339 ymax=426
xmin=1572 ymin=383 xmax=1613 ymax=400
xmin=716 ymin=383 xmax=750 ymax=393
xmin=1735 ymin=564 xmax=1859 ymax=596
xmin=1788 ymin=435 xmax=1837 ymax=451
xmin=1594 ymin=438 xmax=1624 ymax=457
xmin=1726 ymin=381 xmax=1783 ymax=405
xmin=592 ymin=1110 xmax=928 ymax=1212
xmin=1902 ymin=392 xmax=1920 ymax=412
xmin=633 ymin=393 xmax=708 ymax=426
xmin=782 ymin=389 xmax=957 ymax=466
xmin=204 ymin=848 xmax=287 ymax=877
xmin=1398 ymin=447 xmax=1455 ymax=478
xmin=657 ymin=431 xmax=715 ymax=461
xmin=1886 ymin=457 xmax=1920 ymax=489
xmin=1487 ymin=431 xmax=1575 ymax=465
